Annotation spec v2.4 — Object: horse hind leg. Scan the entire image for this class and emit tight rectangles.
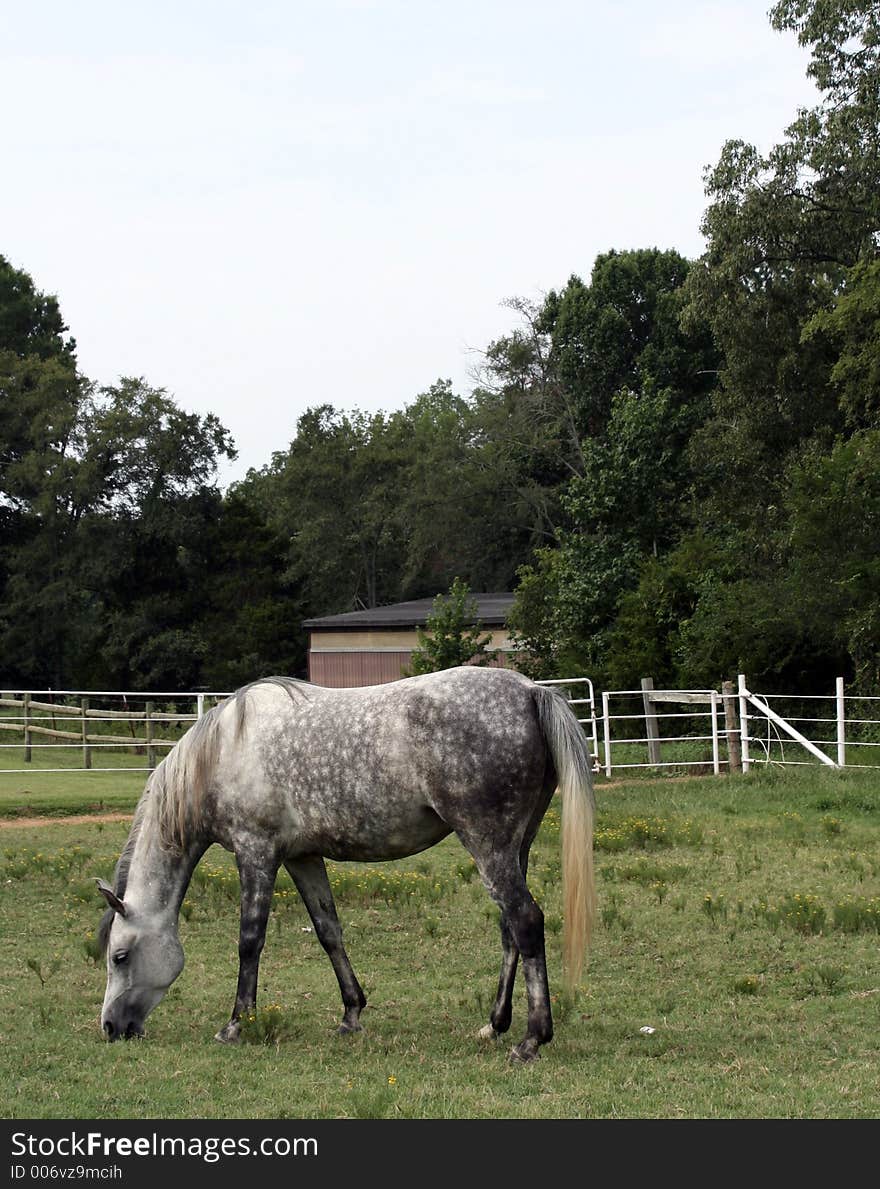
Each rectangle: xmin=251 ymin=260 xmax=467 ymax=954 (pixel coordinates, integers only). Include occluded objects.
xmin=284 ymin=855 xmax=367 ymax=1035
xmin=479 ymin=916 xmax=519 ymax=1041
xmin=481 ymin=849 xmax=533 ymax=1041
xmin=478 ymin=802 xmax=551 ymax=1048
xmin=471 ymin=849 xmax=553 ymax=1063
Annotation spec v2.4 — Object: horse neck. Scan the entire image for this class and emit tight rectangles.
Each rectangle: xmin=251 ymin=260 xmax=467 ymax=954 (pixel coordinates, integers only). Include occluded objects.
xmin=124 ymin=811 xmax=205 ymax=924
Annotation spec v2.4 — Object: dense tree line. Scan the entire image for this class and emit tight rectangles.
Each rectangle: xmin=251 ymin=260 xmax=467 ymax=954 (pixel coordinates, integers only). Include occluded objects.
xmin=1 ymin=0 xmax=877 ymax=694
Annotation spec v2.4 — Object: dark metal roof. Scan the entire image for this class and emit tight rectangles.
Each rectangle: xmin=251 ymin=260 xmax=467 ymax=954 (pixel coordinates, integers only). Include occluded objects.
xmin=303 ymin=592 xmax=514 ymax=630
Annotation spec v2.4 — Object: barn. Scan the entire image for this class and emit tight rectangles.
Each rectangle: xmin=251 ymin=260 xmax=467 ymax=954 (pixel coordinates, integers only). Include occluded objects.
xmin=303 ymin=592 xmax=516 ymax=687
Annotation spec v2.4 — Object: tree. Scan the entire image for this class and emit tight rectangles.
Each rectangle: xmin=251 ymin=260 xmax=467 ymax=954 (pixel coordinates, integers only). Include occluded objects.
xmin=785 ymin=430 xmax=880 ymax=690
xmin=545 ymin=249 xmax=715 ymax=441
xmin=242 ymin=404 xmax=409 ymax=616
xmin=642 ymin=0 xmax=880 ymax=693
xmin=803 ymin=258 xmax=880 ymax=429
xmin=0 ymin=317 xmax=239 ymax=686
xmin=0 ymin=255 xmax=76 ymax=363
xmin=407 ymin=578 xmax=495 ymax=674
xmin=387 ymin=381 xmax=479 ymax=594
xmin=0 ymin=257 xmax=87 ymax=685
xmin=197 ymin=489 xmax=307 ymax=687
xmin=78 ymin=379 xmax=237 ymax=688
xmin=471 ymin=296 xmax=585 ymax=549
xmin=682 ymin=0 xmax=880 ymax=502
xmin=393 ymin=378 xmax=540 ymax=596
xmin=508 ymin=250 xmax=717 ymax=681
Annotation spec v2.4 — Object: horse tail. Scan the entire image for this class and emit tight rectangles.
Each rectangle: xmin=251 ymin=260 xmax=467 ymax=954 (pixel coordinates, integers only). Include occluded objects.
xmin=533 ymin=684 xmax=596 ymax=992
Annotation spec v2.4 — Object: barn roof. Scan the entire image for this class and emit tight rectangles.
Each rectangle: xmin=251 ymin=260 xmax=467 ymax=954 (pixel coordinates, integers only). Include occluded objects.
xmin=303 ymin=592 xmax=514 ymax=630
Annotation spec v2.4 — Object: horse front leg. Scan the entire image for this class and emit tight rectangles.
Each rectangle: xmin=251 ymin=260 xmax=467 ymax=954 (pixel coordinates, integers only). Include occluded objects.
xmin=215 ymin=852 xmax=279 ymax=1043
xmin=285 ymin=855 xmax=367 ymax=1035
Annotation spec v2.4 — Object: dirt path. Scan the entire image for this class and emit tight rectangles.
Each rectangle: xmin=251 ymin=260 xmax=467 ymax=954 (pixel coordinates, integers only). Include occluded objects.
xmin=0 ymin=811 xmax=132 ymax=830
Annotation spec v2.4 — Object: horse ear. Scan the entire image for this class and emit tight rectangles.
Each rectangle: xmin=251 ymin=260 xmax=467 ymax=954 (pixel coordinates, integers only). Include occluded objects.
xmin=95 ymin=878 xmax=127 ymax=916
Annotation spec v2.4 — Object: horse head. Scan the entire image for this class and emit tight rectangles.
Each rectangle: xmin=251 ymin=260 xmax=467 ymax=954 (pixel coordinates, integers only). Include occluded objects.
xmin=96 ymin=878 xmax=184 ymax=1041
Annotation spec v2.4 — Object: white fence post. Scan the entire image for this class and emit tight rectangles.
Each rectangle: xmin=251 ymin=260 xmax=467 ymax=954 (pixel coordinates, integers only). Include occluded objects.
xmin=738 ymin=674 xmax=750 ymax=774
xmin=710 ymin=690 xmax=720 ymax=775
xmin=602 ymin=690 xmax=612 ymax=778
xmin=197 ymin=694 xmax=205 ymax=719
xmin=836 ymin=677 xmax=846 ymax=767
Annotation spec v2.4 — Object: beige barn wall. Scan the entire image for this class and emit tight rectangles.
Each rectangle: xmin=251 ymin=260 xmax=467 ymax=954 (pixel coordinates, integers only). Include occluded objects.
xmin=307 ymin=629 xmax=516 ymax=687
xmin=310 ymin=629 xmax=513 ymax=652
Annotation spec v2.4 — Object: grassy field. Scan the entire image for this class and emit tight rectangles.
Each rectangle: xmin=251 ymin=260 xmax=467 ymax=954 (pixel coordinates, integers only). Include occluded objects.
xmin=1 ymin=764 xmax=879 ymax=1119
xmin=0 ymin=749 xmax=148 ymax=817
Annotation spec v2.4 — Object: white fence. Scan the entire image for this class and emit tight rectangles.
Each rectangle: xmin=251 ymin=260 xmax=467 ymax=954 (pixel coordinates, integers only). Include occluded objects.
xmin=599 ymin=675 xmax=880 ymax=775
xmin=1 ymin=675 xmax=879 ymax=778
xmin=600 ymin=686 xmax=727 ymax=777
xmin=738 ymin=676 xmax=880 ymax=772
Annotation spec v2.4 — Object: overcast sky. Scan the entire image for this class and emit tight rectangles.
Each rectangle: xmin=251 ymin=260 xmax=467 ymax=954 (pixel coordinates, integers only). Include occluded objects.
xmin=2 ymin=1 xmax=818 ymax=486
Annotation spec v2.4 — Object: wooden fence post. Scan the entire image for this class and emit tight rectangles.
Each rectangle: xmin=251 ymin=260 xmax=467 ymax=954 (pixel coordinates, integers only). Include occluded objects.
xmin=146 ymin=701 xmax=156 ymax=770
xmin=23 ymin=691 xmax=32 ymax=763
xmin=722 ymin=680 xmax=742 ymax=774
xmin=81 ymin=697 xmax=92 ymax=769
xmin=641 ymin=677 xmax=662 ymax=766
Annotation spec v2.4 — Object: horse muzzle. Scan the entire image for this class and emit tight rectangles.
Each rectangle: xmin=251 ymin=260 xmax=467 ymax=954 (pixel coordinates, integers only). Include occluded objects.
xmin=102 ymin=1017 xmax=145 ymax=1042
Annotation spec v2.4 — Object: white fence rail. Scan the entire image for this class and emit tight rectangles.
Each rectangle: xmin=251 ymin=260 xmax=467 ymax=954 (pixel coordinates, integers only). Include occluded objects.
xmin=1 ymin=674 xmax=879 ymax=778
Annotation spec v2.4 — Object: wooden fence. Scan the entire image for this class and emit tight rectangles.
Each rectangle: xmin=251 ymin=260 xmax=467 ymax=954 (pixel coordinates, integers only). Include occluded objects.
xmin=0 ymin=692 xmax=214 ymax=770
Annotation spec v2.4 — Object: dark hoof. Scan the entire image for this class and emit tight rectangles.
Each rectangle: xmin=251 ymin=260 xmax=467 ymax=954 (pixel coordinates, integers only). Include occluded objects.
xmin=214 ymin=1022 xmax=241 ymax=1044
xmin=337 ymin=1020 xmax=363 ymax=1036
xmin=509 ymin=1038 xmax=540 ymax=1064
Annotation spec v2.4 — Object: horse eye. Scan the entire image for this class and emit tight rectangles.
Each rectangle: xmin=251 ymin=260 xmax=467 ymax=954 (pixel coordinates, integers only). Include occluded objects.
xmin=113 ymin=950 xmax=129 ymax=965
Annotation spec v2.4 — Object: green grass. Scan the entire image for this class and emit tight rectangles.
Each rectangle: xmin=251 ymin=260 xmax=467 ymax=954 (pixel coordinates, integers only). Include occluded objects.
xmin=1 ymin=767 xmax=879 ymax=1118
xmin=0 ymin=702 xmax=189 ymax=817
xmin=0 ymin=753 xmax=146 ymax=818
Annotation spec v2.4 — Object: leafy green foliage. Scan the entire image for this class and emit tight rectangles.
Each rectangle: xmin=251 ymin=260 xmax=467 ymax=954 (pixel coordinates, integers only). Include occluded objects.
xmin=508 ymin=249 xmax=717 ymax=683
xmin=407 ymin=578 xmax=494 ymax=675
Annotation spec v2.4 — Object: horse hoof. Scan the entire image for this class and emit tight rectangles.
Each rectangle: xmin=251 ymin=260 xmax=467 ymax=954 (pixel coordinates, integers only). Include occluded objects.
xmin=509 ymin=1039 xmax=540 ymax=1064
xmin=214 ymin=1023 xmax=241 ymax=1044
xmin=337 ymin=1021 xmax=363 ymax=1036
xmin=478 ymin=1024 xmax=498 ymax=1041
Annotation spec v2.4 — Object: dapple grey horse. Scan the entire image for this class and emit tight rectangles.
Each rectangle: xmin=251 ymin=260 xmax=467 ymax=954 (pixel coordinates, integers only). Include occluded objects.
xmin=97 ymin=666 xmax=595 ymax=1061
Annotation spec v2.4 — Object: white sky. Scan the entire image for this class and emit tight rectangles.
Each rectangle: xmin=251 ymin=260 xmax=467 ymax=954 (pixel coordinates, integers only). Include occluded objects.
xmin=1 ymin=0 xmax=818 ymax=486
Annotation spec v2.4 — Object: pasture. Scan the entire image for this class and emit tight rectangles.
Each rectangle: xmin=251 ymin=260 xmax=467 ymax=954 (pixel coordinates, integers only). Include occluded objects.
xmin=1 ymin=765 xmax=879 ymax=1119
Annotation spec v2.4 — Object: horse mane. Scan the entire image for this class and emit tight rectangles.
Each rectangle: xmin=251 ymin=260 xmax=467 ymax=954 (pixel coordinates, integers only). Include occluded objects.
xmin=152 ymin=676 xmax=312 ymax=853
xmin=97 ymin=788 xmax=151 ymax=954
xmin=98 ymin=677 xmax=311 ymax=951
